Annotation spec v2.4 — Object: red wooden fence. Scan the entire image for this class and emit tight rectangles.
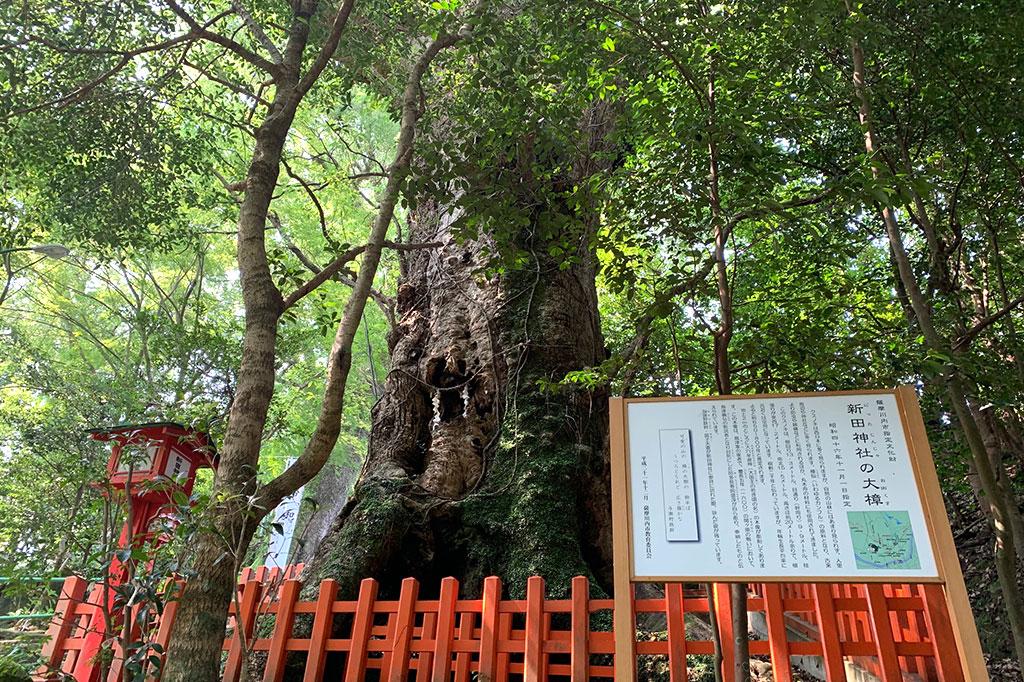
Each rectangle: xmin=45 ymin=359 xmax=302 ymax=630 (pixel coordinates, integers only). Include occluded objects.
xmin=37 ymin=571 xmax=965 ymax=681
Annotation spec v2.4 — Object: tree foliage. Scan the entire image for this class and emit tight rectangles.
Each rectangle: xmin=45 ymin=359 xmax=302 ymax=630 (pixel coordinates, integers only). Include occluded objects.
xmin=1 ymin=0 xmax=1023 ymax=675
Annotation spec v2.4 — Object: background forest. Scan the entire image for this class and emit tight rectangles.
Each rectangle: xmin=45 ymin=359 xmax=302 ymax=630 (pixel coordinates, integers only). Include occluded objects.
xmin=1 ymin=0 xmax=1023 ymax=679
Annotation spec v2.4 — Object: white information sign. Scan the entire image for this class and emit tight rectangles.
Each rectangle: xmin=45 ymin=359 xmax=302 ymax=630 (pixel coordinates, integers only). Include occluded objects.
xmin=626 ymin=393 xmax=938 ymax=579
xmin=163 ymin=448 xmax=193 ymax=480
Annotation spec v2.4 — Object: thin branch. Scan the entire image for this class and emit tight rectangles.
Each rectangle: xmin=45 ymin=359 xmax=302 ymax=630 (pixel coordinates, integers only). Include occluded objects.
xmin=183 ymin=57 xmax=269 ymax=106
xmin=229 ymin=0 xmax=283 ymax=64
xmin=725 ymin=186 xmax=837 ymax=230
xmin=256 ymin=25 xmax=468 ymax=514
xmin=295 ymin=0 xmax=358 ymax=95
xmin=10 ymin=35 xmax=192 ymax=116
xmin=164 ymin=0 xmax=281 ymax=76
xmin=282 ymin=244 xmax=366 ymax=309
xmin=953 ymin=293 xmax=1024 ymax=351
xmin=281 ymin=239 xmax=442 ymax=310
xmin=612 ymin=256 xmax=718 ymax=385
xmin=282 ymin=158 xmax=330 ymax=243
xmin=584 ymin=0 xmax=709 ymax=108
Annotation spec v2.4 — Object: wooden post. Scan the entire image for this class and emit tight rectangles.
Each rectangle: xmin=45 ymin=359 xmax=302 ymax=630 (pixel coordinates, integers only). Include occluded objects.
xmin=344 ymin=578 xmax=379 ymax=682
xmin=453 ymin=610 xmax=474 ymax=682
xmin=38 ymin=576 xmax=88 ymax=677
xmin=665 ymin=583 xmax=688 ymax=682
xmin=223 ymin=579 xmax=262 ymax=682
xmin=895 ymin=386 xmax=988 ymax=681
xmin=387 ymin=578 xmax=419 ymax=682
xmin=811 ymin=583 xmax=847 ymax=681
xmin=921 ymin=584 xmax=966 ymax=682
xmin=570 ymin=576 xmax=589 ymax=682
xmin=715 ymin=582 xmax=735 ymax=676
xmin=263 ymin=579 xmax=301 ymax=682
xmin=525 ymin=576 xmax=545 ymax=682
xmin=478 ymin=576 xmax=501 ymax=680
xmin=303 ymin=579 xmax=337 ymax=682
xmin=431 ymin=577 xmax=459 ymax=680
xmin=609 ymin=398 xmax=636 ymax=682
xmin=496 ymin=610 xmax=512 ymax=681
xmin=417 ymin=610 xmax=437 ymax=681
xmin=865 ymin=583 xmax=902 ymax=682
xmin=762 ymin=583 xmax=791 ymax=682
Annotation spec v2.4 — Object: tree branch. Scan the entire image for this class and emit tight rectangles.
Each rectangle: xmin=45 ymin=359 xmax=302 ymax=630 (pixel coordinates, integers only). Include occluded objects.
xmin=612 ymin=256 xmax=718 ymax=388
xmin=296 ymin=0 xmax=358 ymax=95
xmin=229 ymin=0 xmax=283 ymax=64
xmin=256 ymin=26 xmax=466 ymax=515
xmin=282 ymin=244 xmax=366 ymax=309
xmin=953 ymin=293 xmax=1024 ymax=351
xmin=10 ymin=33 xmax=195 ymax=116
xmin=164 ymin=0 xmax=282 ymax=76
xmin=282 ymin=158 xmax=330 ymax=244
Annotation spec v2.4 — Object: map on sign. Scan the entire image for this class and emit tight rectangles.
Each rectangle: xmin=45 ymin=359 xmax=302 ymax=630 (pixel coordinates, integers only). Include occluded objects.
xmin=847 ymin=510 xmax=921 ymax=570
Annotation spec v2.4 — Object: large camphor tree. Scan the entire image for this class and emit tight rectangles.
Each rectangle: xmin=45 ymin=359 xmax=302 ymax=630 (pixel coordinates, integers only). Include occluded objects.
xmin=5 ymin=0 xmax=1024 ymax=677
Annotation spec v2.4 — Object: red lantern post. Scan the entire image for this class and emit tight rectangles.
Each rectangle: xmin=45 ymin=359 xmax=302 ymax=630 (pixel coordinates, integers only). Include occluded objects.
xmin=73 ymin=423 xmax=215 ymax=681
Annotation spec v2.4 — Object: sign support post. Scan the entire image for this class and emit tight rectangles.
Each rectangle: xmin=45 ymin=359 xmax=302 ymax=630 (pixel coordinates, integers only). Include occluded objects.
xmin=610 ymin=397 xmax=636 ymax=682
xmin=894 ymin=386 xmax=987 ymax=680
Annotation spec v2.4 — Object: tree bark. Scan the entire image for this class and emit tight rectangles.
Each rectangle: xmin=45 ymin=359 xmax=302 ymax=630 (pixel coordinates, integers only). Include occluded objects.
xmin=301 ymin=119 xmax=618 ymax=623
xmin=162 ymin=5 xmax=463 ymax=680
xmin=301 ymin=207 xmax=613 ymax=599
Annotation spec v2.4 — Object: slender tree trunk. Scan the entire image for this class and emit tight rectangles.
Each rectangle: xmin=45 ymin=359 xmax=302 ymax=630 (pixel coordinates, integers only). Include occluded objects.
xmin=706 ymin=58 xmax=749 ymax=682
xmin=844 ymin=8 xmax=1024 ymax=667
xmin=161 ymin=81 xmax=294 ymax=682
xmin=162 ymin=19 xmax=462 ymax=677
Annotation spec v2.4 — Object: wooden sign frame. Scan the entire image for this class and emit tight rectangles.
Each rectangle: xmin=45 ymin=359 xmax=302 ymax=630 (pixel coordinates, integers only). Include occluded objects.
xmin=609 ymin=386 xmax=988 ymax=681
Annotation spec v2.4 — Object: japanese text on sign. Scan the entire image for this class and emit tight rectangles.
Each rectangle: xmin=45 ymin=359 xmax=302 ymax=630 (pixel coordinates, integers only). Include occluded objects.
xmin=625 ymin=393 xmax=937 ymax=579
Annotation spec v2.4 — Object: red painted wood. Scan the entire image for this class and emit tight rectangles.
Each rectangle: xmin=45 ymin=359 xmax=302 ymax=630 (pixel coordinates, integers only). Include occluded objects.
xmin=811 ymin=583 xmax=846 ymax=681
xmin=386 ymin=577 xmax=419 ymax=682
xmin=39 ymin=576 xmax=88 ymax=676
xmin=263 ymin=579 xmax=300 ymax=682
xmin=921 ymin=584 xmax=966 ymax=682
xmin=38 ymin=571 xmax=969 ymax=682
xmin=302 ymin=579 xmax=336 ymax=682
xmin=71 ymin=582 xmax=111 ymax=681
xmin=763 ymin=583 xmax=792 ymax=682
xmin=431 ymin=577 xmax=459 ymax=681
xmin=147 ymin=582 xmax=181 ymax=679
xmin=495 ymin=611 xmax=512 ymax=682
xmin=343 ymin=578 xmax=379 ymax=682
xmin=570 ymin=576 xmax=589 ymax=682
xmin=107 ymin=601 xmax=145 ymax=682
xmin=223 ymin=580 xmax=263 ymax=682
xmin=865 ymin=583 xmax=902 ymax=682
xmin=715 ymin=583 xmax=735 ymax=678
xmin=453 ymin=610 xmax=474 ymax=682
xmin=665 ymin=583 xmax=687 ymax=682
xmin=478 ymin=576 xmax=501 ymax=681
xmin=525 ymin=576 xmax=545 ymax=682
xmin=416 ymin=611 xmax=437 ymax=681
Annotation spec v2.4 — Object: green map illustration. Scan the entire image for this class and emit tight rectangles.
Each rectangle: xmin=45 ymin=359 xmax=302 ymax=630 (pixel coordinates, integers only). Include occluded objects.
xmin=847 ymin=511 xmax=921 ymax=570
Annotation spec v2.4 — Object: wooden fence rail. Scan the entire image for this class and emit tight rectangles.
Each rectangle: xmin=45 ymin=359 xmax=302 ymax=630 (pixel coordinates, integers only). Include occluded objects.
xmin=37 ymin=572 xmax=965 ymax=681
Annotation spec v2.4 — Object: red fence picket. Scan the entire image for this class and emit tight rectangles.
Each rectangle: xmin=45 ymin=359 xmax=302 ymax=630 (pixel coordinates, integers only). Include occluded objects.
xmin=36 ymin=571 xmax=966 ymax=682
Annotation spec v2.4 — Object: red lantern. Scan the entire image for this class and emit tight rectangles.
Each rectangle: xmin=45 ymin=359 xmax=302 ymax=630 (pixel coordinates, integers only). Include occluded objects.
xmin=91 ymin=421 xmax=216 ymax=502
xmin=72 ymin=423 xmax=216 ymax=682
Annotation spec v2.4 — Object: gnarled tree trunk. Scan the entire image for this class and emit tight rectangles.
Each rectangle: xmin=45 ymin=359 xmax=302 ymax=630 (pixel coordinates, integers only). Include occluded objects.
xmin=301 ymin=148 xmax=616 ymax=606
